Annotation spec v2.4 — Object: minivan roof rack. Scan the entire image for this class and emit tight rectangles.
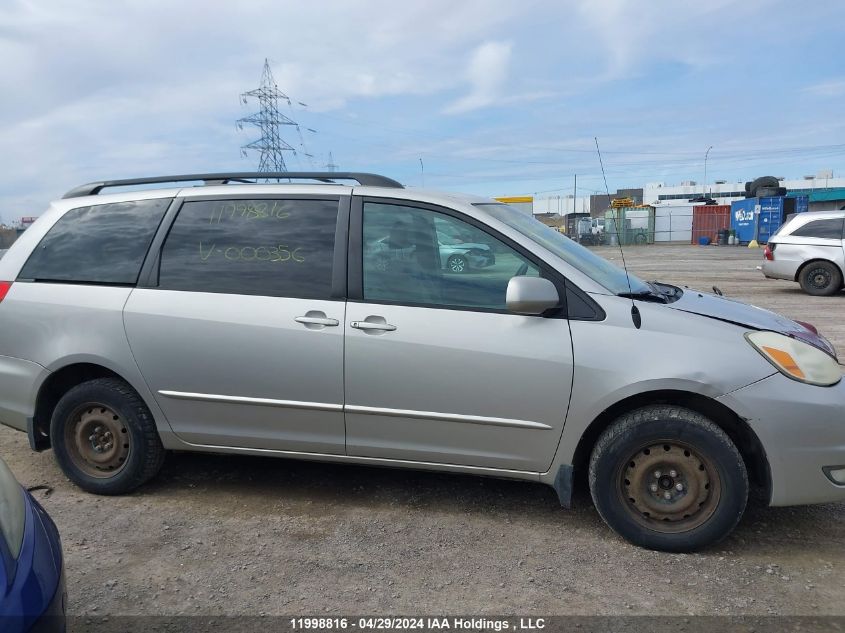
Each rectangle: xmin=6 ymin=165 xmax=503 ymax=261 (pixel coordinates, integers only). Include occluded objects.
xmin=62 ymin=172 xmax=404 ymax=199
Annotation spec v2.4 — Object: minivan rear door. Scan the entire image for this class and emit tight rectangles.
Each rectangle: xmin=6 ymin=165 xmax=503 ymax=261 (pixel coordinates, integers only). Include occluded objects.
xmin=124 ymin=195 xmax=349 ymax=454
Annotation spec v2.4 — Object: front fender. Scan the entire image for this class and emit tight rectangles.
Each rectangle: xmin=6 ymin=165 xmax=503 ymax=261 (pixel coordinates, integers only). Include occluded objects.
xmin=543 ymin=296 xmax=776 ymax=477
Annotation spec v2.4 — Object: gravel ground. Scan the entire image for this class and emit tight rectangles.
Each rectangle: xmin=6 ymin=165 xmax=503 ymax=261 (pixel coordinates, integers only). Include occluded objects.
xmin=1 ymin=244 xmax=843 ymax=618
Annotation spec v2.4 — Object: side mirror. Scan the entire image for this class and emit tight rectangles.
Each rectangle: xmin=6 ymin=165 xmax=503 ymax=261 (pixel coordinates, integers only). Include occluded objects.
xmin=506 ymin=276 xmax=560 ymax=315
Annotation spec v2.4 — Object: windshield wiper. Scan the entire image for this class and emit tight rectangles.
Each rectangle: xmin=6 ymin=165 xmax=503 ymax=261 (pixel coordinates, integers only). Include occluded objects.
xmin=617 ymin=282 xmax=668 ymax=303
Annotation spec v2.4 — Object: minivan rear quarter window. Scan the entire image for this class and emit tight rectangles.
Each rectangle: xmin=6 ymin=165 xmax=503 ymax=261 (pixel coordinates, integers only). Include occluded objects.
xmin=19 ymin=198 xmax=170 ymax=284
xmin=157 ymin=198 xmax=339 ymax=299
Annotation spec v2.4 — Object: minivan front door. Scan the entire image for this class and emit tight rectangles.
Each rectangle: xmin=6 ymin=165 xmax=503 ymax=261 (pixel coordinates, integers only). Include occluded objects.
xmin=124 ymin=196 xmax=347 ymax=454
xmin=344 ymin=200 xmax=574 ymax=473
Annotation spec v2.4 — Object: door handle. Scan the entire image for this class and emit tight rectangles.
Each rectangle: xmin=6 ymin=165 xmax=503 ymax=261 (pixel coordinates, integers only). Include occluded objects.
xmin=350 ymin=319 xmax=396 ymax=332
xmin=296 ymin=316 xmax=339 ymax=326
xmin=295 ymin=311 xmax=339 ymax=329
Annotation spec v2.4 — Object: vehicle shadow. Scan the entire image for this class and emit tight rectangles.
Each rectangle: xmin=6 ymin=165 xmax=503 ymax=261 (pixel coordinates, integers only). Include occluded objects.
xmin=144 ymin=450 xmax=570 ymax=520
xmin=139 ymin=450 xmax=844 ymax=553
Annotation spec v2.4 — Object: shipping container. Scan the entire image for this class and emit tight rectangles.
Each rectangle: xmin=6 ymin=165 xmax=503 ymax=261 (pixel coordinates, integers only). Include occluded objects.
xmin=792 ymin=194 xmax=810 ymax=214
xmin=691 ymin=205 xmax=730 ymax=245
xmin=653 ymin=204 xmax=694 ymax=242
xmin=605 ymin=206 xmax=655 ymax=245
xmin=730 ymin=197 xmax=797 ymax=244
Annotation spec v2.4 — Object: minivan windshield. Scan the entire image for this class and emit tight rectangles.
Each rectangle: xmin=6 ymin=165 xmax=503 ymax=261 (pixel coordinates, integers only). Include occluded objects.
xmin=475 ymin=203 xmax=650 ymax=296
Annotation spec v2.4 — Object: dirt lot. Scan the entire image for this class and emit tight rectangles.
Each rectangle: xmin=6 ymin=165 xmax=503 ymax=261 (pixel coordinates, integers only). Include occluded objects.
xmin=1 ymin=244 xmax=844 ymax=618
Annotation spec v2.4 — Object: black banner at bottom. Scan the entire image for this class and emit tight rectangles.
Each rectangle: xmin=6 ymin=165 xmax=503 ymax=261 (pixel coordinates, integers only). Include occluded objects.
xmin=16 ymin=615 xmax=845 ymax=633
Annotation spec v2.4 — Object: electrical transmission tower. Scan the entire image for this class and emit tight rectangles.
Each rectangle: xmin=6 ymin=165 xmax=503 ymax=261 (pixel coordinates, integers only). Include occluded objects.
xmin=325 ymin=152 xmax=339 ymax=172
xmin=237 ymin=59 xmax=298 ymax=172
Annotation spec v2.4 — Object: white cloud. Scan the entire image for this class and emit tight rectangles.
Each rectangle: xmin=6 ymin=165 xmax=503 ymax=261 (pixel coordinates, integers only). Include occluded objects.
xmin=0 ymin=0 xmax=843 ymax=209
xmin=574 ymin=0 xmax=777 ymax=78
xmin=0 ymin=0 xmax=525 ymax=206
xmin=443 ymin=41 xmax=513 ymax=114
xmin=803 ymin=79 xmax=845 ymax=97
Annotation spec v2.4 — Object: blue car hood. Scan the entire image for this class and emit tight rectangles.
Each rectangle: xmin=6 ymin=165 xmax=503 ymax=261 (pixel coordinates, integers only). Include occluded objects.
xmin=666 ymin=288 xmax=837 ymax=358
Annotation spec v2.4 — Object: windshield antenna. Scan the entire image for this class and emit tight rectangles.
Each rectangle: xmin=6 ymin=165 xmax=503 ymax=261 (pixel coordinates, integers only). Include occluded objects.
xmin=595 ymin=136 xmax=641 ymax=328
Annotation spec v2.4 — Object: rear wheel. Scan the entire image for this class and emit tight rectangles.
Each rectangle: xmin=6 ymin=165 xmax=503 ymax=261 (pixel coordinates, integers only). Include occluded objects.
xmin=589 ymin=405 xmax=748 ymax=552
xmin=50 ymin=378 xmax=165 ymax=495
xmin=798 ymin=261 xmax=842 ymax=296
xmin=447 ymin=254 xmax=468 ymax=273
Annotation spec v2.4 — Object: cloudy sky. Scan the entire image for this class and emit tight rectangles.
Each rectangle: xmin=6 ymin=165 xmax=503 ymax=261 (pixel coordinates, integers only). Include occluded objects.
xmin=1 ymin=0 xmax=844 ymax=219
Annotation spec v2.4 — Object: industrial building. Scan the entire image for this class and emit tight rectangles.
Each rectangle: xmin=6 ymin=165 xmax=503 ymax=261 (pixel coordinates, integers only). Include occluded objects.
xmin=498 ymin=171 xmax=844 ymax=220
xmin=644 ymin=171 xmax=845 ymax=212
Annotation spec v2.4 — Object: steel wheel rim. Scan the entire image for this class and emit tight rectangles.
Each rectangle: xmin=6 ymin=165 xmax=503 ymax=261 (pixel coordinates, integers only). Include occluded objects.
xmin=449 ymin=257 xmax=466 ymax=272
xmin=617 ymin=440 xmax=721 ymax=533
xmin=808 ymin=267 xmax=831 ymax=289
xmin=64 ymin=403 xmax=130 ymax=478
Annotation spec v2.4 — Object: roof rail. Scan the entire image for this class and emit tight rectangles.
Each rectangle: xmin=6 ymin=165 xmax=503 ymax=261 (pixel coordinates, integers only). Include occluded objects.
xmin=61 ymin=172 xmax=403 ymax=199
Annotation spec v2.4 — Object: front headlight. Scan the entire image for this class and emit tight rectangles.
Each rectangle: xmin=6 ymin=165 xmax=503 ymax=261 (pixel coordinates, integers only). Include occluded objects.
xmin=0 ymin=457 xmax=25 ymax=559
xmin=746 ymin=331 xmax=843 ymax=387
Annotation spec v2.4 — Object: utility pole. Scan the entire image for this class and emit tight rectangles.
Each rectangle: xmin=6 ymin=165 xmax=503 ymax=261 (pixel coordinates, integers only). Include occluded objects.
xmin=419 ymin=158 xmax=425 ymax=188
xmin=573 ymin=174 xmax=577 ymax=216
xmin=704 ymin=145 xmax=713 ymax=197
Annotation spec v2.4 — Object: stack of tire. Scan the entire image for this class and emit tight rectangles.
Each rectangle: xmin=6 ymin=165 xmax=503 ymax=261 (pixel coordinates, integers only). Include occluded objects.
xmin=744 ymin=176 xmax=787 ymax=198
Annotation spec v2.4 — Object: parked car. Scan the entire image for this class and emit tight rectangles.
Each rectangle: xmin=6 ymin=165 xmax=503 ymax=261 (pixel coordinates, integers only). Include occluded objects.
xmin=0 ymin=456 xmax=65 ymax=633
xmin=762 ymin=210 xmax=845 ymax=295
xmin=0 ymin=171 xmax=843 ymax=553
xmin=367 ymin=235 xmax=495 ymax=274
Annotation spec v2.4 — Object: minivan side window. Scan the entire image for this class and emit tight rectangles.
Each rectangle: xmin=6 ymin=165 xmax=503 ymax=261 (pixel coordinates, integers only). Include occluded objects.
xmin=19 ymin=198 xmax=170 ymax=284
xmin=362 ymin=202 xmax=539 ymax=310
xmin=790 ymin=218 xmax=845 ymax=239
xmin=158 ymin=198 xmax=338 ymax=299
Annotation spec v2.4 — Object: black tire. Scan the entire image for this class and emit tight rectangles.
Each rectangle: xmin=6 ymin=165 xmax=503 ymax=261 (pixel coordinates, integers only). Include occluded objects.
xmin=747 ymin=176 xmax=779 ymax=197
xmin=50 ymin=378 xmax=165 ymax=495
xmin=755 ymin=186 xmax=787 ymax=198
xmin=447 ymin=254 xmax=468 ymax=274
xmin=798 ymin=260 xmax=843 ymax=296
xmin=589 ymin=405 xmax=748 ymax=552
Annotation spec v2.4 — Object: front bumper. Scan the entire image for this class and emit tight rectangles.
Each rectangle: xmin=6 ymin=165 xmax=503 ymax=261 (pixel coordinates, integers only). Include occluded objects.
xmin=466 ymin=251 xmax=495 ymax=269
xmin=718 ymin=373 xmax=845 ymax=506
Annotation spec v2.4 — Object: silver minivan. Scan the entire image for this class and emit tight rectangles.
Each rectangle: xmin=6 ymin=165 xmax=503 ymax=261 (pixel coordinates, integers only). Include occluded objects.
xmin=0 ymin=172 xmax=843 ymax=552
xmin=762 ymin=210 xmax=845 ymax=295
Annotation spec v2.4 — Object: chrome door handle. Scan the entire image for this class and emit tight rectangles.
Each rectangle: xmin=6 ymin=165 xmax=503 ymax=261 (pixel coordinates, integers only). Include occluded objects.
xmin=350 ymin=320 xmax=396 ymax=332
xmin=295 ymin=311 xmax=339 ymax=329
xmin=295 ymin=316 xmax=339 ymax=326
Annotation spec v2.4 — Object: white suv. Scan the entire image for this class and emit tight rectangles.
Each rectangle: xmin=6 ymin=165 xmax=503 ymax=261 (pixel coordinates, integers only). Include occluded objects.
xmin=762 ymin=210 xmax=845 ymax=295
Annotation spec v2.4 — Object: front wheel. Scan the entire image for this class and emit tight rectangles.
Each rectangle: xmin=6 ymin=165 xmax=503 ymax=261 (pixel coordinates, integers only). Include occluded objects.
xmin=50 ymin=378 xmax=165 ymax=495
xmin=589 ymin=406 xmax=748 ymax=552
